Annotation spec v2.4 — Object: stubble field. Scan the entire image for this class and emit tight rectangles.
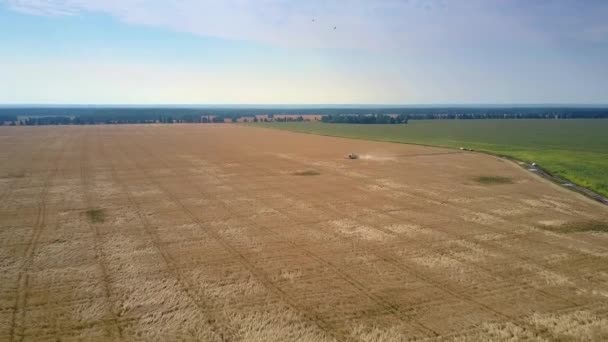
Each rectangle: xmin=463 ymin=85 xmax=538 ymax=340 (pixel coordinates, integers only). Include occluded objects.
xmin=1 ymin=124 xmax=608 ymax=341
xmin=254 ymin=120 xmax=608 ymax=197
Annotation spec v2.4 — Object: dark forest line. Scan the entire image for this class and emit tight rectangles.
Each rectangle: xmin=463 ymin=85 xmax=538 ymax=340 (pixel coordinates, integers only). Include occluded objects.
xmin=1 ymin=106 xmax=608 ymax=125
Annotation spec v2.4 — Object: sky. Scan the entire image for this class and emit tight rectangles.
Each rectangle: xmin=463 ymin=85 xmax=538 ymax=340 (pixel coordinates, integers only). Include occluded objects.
xmin=1 ymin=0 xmax=607 ymax=105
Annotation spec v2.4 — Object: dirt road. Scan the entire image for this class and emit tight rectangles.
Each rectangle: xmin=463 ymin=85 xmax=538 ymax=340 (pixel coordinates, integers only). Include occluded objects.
xmin=1 ymin=124 xmax=607 ymax=341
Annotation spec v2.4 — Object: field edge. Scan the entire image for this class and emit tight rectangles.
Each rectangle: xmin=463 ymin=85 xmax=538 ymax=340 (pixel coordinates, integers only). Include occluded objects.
xmin=247 ymin=122 xmax=608 ymax=206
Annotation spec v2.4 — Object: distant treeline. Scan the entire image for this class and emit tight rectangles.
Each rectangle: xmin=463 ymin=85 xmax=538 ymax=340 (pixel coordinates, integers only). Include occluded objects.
xmin=322 ymin=114 xmax=409 ymax=124
xmin=1 ymin=106 xmax=608 ymax=126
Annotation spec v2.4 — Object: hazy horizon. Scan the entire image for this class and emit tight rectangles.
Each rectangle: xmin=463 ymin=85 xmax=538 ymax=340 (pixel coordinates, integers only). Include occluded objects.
xmin=2 ymin=104 xmax=608 ymax=109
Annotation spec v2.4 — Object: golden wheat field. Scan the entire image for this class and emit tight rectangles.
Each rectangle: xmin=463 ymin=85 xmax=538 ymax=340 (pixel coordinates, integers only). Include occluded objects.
xmin=1 ymin=124 xmax=608 ymax=341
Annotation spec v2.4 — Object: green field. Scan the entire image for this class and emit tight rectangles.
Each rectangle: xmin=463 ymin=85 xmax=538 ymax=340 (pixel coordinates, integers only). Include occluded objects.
xmin=254 ymin=120 xmax=608 ymax=197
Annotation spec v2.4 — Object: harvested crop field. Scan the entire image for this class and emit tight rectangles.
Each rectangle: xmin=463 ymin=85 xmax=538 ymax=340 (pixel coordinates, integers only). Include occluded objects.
xmin=1 ymin=124 xmax=608 ymax=341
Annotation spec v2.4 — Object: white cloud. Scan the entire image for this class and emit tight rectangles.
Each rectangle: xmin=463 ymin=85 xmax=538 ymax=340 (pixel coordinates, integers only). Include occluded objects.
xmin=7 ymin=0 xmax=80 ymax=15
xmin=4 ymin=0 xmax=608 ymax=49
xmin=0 ymin=0 xmax=508 ymax=50
xmin=3 ymin=1 xmax=607 ymax=104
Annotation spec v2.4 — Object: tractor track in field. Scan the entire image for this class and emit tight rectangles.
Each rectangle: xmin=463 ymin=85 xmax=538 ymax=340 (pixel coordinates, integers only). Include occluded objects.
xmin=80 ymin=131 xmax=124 ymax=340
xmin=4 ymin=125 xmax=608 ymax=341
xmin=134 ymin=126 xmax=608 ymax=340
xmin=9 ymin=135 xmax=70 ymax=342
xmin=125 ymin=134 xmax=358 ymax=342
xmin=147 ymin=137 xmax=441 ymax=338
xmin=285 ymin=171 xmax=600 ymax=332
xmin=268 ymin=145 xmax=608 ymax=260
xmin=218 ymin=153 xmax=575 ymax=340
xmin=283 ymin=193 xmax=561 ymax=340
xmin=349 ymin=180 xmax=608 ymax=290
xmin=139 ymin=126 xmax=608 ymax=340
xmin=97 ymin=128 xmax=237 ymax=342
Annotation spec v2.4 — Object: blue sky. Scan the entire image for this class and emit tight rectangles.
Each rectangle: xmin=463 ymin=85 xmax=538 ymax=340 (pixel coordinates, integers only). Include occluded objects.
xmin=1 ymin=0 xmax=607 ymax=105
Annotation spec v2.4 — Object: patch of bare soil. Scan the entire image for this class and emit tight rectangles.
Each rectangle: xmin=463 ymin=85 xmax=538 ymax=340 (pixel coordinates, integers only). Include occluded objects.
xmin=293 ymin=170 xmax=321 ymax=176
xmin=473 ymin=175 xmax=514 ymax=185
xmin=539 ymin=220 xmax=608 ymax=234
xmin=86 ymin=208 xmax=106 ymax=223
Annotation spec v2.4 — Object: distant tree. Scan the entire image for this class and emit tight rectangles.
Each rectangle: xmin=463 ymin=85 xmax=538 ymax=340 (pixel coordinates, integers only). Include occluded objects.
xmin=320 ymin=113 xmax=409 ymax=124
xmin=398 ymin=114 xmax=409 ymax=124
xmin=2 ymin=106 xmax=608 ymax=126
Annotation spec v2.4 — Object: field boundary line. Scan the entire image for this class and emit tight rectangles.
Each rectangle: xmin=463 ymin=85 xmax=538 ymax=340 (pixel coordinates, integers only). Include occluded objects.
xmin=248 ymin=124 xmax=608 ymax=206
